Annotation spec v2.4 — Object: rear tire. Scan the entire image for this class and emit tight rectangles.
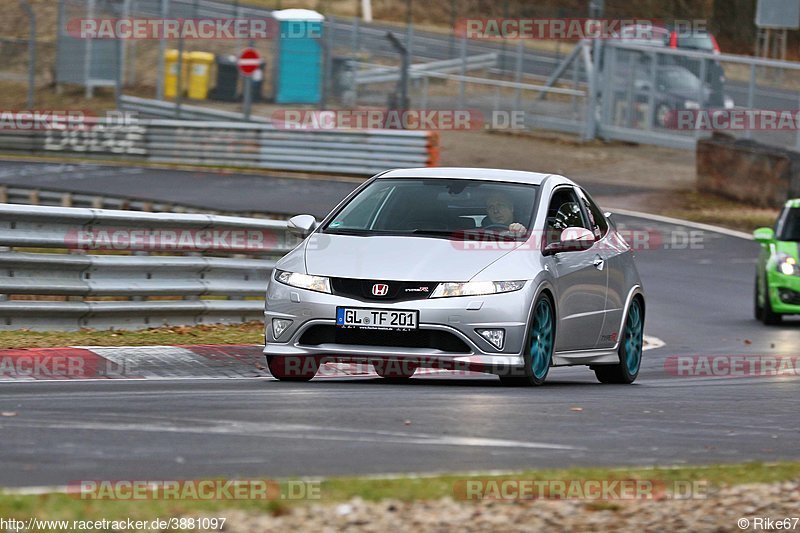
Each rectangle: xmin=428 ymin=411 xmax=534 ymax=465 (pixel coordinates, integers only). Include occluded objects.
xmin=499 ymin=293 xmax=554 ymax=387
xmin=594 ymin=298 xmax=643 ymax=384
xmin=761 ymin=275 xmax=783 ymax=325
xmin=266 ymin=355 xmax=318 ymax=382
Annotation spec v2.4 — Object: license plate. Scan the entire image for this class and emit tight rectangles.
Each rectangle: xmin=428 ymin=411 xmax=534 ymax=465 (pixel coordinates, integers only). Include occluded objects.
xmin=336 ymin=307 xmax=418 ymax=330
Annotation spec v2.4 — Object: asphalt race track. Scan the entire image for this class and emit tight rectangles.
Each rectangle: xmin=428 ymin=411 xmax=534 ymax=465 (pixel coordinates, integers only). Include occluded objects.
xmin=1 ymin=210 xmax=798 ymax=488
xmin=0 ymin=160 xmax=656 ymax=218
xmin=0 ymin=161 xmax=361 ymax=218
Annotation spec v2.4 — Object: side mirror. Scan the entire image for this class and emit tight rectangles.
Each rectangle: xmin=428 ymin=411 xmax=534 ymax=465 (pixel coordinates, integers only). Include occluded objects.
xmin=287 ymin=214 xmax=318 ymax=237
xmin=543 ymin=227 xmax=595 ymax=256
xmin=753 ymin=227 xmax=775 ymax=244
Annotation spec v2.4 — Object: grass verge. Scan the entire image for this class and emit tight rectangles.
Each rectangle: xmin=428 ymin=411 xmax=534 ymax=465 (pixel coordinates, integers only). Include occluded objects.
xmin=0 ymin=322 xmax=264 ymax=349
xmin=0 ymin=462 xmax=797 ymax=521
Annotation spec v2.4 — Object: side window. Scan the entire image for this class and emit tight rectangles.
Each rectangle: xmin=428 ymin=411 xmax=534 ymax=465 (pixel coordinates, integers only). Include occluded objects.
xmin=545 ymin=188 xmax=591 ymax=244
xmin=578 ymin=189 xmax=609 ymax=239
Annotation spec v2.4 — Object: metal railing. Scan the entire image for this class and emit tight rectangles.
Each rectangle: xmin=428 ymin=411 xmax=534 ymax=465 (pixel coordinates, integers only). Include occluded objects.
xmin=355 ymin=53 xmax=498 ymax=85
xmin=0 ymin=203 xmax=294 ymax=330
xmin=0 ymin=115 xmax=439 ymax=175
xmin=0 ymin=184 xmax=210 ymax=215
xmin=119 ymin=95 xmax=271 ymax=122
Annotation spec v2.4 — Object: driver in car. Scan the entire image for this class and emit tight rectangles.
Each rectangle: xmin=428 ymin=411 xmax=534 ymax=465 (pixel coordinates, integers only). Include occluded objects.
xmin=485 ymin=192 xmax=527 ymax=235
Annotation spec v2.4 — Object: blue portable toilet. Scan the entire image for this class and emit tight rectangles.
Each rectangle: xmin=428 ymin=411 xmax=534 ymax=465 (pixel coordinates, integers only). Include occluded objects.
xmin=273 ymin=9 xmax=324 ymax=104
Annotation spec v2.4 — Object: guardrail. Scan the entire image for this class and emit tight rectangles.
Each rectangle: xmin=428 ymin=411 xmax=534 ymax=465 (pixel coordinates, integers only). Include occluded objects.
xmin=119 ymin=95 xmax=271 ymax=122
xmin=0 ymin=184 xmax=209 ymax=215
xmin=0 ymin=184 xmax=287 ymax=219
xmin=0 ymin=204 xmax=294 ymax=330
xmin=0 ymin=116 xmax=439 ymax=176
xmin=355 ymin=53 xmax=498 ymax=85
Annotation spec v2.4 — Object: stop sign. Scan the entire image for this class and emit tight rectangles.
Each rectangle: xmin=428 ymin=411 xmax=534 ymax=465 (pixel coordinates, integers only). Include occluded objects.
xmin=237 ymin=48 xmax=261 ymax=77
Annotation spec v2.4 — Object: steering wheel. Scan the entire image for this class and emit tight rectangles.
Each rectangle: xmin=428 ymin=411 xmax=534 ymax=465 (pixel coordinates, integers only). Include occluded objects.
xmin=482 ymin=223 xmax=510 ymax=231
xmin=553 ymin=203 xmax=581 ymax=230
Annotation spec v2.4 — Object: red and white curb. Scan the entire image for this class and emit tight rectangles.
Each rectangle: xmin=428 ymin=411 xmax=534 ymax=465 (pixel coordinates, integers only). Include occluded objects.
xmin=0 ymin=345 xmax=379 ymax=382
xmin=0 ymin=337 xmax=663 ymax=382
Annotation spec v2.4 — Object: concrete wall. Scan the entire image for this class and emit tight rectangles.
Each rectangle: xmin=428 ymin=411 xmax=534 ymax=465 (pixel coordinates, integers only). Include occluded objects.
xmin=697 ymin=133 xmax=800 ymax=208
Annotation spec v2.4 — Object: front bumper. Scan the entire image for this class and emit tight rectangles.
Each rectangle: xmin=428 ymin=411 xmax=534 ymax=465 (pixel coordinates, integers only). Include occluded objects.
xmin=262 ymin=279 xmax=537 ymax=370
xmin=767 ymin=270 xmax=800 ymax=314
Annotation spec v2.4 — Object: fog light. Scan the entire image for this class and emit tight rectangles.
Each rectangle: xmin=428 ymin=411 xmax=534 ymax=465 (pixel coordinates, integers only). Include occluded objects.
xmin=477 ymin=329 xmax=505 ymax=350
xmin=272 ymin=318 xmax=293 ymax=340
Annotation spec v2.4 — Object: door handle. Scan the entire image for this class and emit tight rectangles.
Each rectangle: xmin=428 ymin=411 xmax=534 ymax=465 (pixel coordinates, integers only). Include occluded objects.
xmin=593 ymin=256 xmax=605 ymax=271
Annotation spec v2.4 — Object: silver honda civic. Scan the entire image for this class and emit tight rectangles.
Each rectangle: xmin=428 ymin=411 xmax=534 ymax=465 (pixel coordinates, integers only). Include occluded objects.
xmin=264 ymin=168 xmax=645 ymax=386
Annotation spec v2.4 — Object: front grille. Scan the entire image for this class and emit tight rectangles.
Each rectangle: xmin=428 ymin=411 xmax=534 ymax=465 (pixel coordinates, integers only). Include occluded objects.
xmin=298 ymin=325 xmax=471 ymax=353
xmin=331 ymin=278 xmax=438 ymax=302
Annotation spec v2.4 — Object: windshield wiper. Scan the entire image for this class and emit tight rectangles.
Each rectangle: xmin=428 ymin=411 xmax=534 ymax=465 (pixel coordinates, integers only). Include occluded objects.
xmin=323 ymin=228 xmax=373 ymax=236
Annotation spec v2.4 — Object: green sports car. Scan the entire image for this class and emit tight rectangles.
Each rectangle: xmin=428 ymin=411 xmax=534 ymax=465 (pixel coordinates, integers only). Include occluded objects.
xmin=754 ymin=198 xmax=800 ymax=325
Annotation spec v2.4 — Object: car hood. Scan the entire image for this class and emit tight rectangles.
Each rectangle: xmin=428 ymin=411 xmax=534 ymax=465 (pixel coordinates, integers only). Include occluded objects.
xmin=302 ymin=233 xmax=521 ymax=281
xmin=775 ymin=240 xmax=800 ymax=259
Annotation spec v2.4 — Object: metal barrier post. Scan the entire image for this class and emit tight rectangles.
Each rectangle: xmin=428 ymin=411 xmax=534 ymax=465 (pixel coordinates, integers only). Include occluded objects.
xmin=646 ymin=50 xmax=657 ymax=130
xmin=746 ymin=63 xmax=756 ymax=140
xmin=84 ymin=0 xmax=96 ymax=98
xmin=696 ymin=57 xmax=707 ymax=140
xmin=513 ymin=40 xmax=523 ymax=109
xmin=352 ymin=16 xmax=360 ymax=53
xmin=458 ymin=34 xmax=467 ymax=109
xmin=19 ymin=0 xmax=36 ymax=109
xmin=624 ymin=50 xmax=636 ymax=129
xmin=156 ymin=0 xmax=168 ymax=100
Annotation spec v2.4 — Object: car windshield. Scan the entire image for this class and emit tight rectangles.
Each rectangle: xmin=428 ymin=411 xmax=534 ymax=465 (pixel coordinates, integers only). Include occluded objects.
xmin=677 ymin=34 xmax=715 ymax=51
xmin=620 ymin=25 xmax=669 ymax=44
xmin=323 ymin=178 xmax=539 ymax=241
xmin=658 ymin=68 xmax=702 ymax=92
xmin=776 ymin=207 xmax=800 ymax=241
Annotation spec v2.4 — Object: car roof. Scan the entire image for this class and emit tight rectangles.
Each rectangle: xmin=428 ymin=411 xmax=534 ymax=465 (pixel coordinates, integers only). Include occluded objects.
xmin=377 ymin=167 xmax=559 ymax=186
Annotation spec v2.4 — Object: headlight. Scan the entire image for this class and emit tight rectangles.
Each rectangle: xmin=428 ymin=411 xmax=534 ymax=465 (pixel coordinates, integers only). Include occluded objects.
xmin=724 ymin=96 xmax=734 ymax=109
xmin=430 ymin=280 xmax=525 ymax=298
xmin=684 ymin=100 xmax=700 ymax=110
xmin=275 ymin=270 xmax=332 ymax=293
xmin=776 ymin=255 xmax=800 ymax=276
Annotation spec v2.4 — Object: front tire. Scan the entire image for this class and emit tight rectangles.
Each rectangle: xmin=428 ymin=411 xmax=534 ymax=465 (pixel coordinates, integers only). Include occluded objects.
xmin=267 ymin=355 xmax=318 ymax=382
xmin=500 ymin=293 xmax=554 ymax=387
xmin=594 ymin=297 xmax=644 ymax=384
xmin=754 ymin=274 xmax=764 ymax=321
xmin=761 ymin=274 xmax=783 ymax=325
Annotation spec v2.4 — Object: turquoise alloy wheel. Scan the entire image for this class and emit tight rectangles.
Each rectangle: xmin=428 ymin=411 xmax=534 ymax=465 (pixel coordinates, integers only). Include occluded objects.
xmin=624 ymin=299 xmax=643 ymax=375
xmin=593 ymin=297 xmax=645 ymax=384
xmin=500 ymin=294 xmax=555 ymax=386
xmin=531 ymin=298 xmax=554 ymax=379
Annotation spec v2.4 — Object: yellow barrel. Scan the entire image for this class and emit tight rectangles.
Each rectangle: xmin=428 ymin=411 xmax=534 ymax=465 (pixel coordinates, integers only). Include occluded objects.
xmin=164 ymin=49 xmax=190 ymax=98
xmin=187 ymin=51 xmax=215 ymax=100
